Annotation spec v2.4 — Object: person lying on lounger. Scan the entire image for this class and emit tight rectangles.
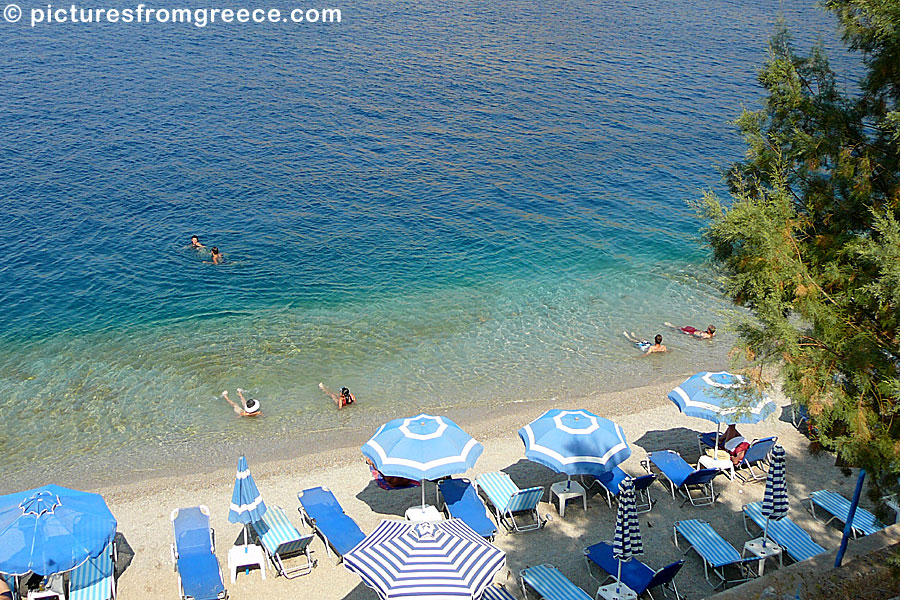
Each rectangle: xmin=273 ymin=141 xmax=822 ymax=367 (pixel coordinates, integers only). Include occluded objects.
xmin=320 ymin=382 xmax=356 ymax=409
xmin=222 ymin=388 xmax=262 ymax=417
xmin=665 ymin=322 xmax=716 ymax=339
xmin=623 ymin=332 xmax=667 ymax=354
xmin=365 ymin=457 xmax=419 ymax=489
xmin=720 ymin=424 xmax=749 ymax=466
xmin=0 ymin=578 xmax=12 ymax=600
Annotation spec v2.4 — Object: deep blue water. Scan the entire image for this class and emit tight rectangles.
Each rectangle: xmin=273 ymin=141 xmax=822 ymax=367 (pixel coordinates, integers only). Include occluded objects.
xmin=0 ymin=0 xmax=852 ymax=487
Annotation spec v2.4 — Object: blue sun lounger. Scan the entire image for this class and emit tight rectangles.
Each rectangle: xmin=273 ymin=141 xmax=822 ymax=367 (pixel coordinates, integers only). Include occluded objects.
xmin=251 ymin=505 xmax=316 ymax=578
xmin=520 ymin=564 xmax=592 ymax=600
xmin=805 ymin=490 xmax=886 ymax=539
xmin=437 ymin=478 xmax=497 ymax=540
xmin=68 ymin=540 xmax=116 ymax=600
xmin=674 ymin=519 xmax=758 ymax=589
xmin=741 ymin=502 xmax=826 ymax=563
xmin=584 ymin=541 xmax=684 ymax=600
xmin=170 ymin=506 xmax=227 ymax=600
xmin=644 ymin=451 xmax=719 ymax=506
xmin=582 ymin=467 xmax=656 ymax=513
xmin=297 ymin=487 xmax=366 ymax=561
xmin=476 ymin=471 xmax=545 ymax=534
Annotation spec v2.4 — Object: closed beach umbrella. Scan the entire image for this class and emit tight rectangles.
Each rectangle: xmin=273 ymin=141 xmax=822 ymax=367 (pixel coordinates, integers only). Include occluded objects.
xmin=613 ymin=477 xmax=643 ymax=594
xmin=344 ymin=519 xmax=505 ymax=600
xmin=668 ymin=371 xmax=776 ymax=451
xmin=518 ymin=409 xmax=631 ymax=486
xmin=228 ymin=455 xmax=267 ymax=545
xmin=0 ymin=484 xmax=117 ymax=576
xmin=761 ymin=445 xmax=788 ymax=547
xmin=362 ymin=414 xmax=483 ymax=508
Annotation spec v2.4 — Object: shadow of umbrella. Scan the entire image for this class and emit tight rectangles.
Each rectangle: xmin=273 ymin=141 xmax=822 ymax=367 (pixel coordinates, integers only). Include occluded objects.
xmin=501 ymin=458 xmax=559 ymax=500
xmin=355 ymin=477 xmax=422 ymax=517
xmin=112 ymin=532 xmax=134 ymax=580
xmin=632 ymin=427 xmax=703 ymax=460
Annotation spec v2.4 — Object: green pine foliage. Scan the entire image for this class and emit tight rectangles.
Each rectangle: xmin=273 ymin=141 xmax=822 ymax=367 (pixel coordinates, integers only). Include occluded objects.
xmin=697 ymin=2 xmax=900 ymax=483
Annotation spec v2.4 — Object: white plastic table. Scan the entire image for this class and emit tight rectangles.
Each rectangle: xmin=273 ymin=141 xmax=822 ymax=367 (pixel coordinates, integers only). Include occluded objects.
xmin=404 ymin=504 xmax=444 ymax=523
xmin=550 ymin=480 xmax=587 ymax=518
xmin=742 ymin=537 xmax=782 ymax=576
xmin=27 ymin=591 xmax=62 ymax=600
xmin=595 ymin=582 xmax=637 ymax=600
xmin=698 ymin=453 xmax=735 ymax=480
xmin=228 ymin=544 xmax=267 ymax=583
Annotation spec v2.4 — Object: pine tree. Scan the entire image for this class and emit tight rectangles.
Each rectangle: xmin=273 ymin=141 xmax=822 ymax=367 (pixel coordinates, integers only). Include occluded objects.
xmin=698 ymin=2 xmax=900 ymax=487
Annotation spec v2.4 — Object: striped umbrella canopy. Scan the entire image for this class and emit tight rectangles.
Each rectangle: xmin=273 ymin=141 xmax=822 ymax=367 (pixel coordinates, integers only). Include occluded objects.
xmin=343 ymin=519 xmax=505 ymax=600
xmin=362 ymin=414 xmax=483 ymax=508
xmin=0 ymin=485 xmax=117 ymax=576
xmin=518 ymin=409 xmax=631 ymax=481
xmin=228 ymin=456 xmax=267 ymax=545
xmin=668 ymin=371 xmax=776 ymax=451
xmin=612 ymin=477 xmax=643 ymax=593
xmin=761 ymin=445 xmax=788 ymax=547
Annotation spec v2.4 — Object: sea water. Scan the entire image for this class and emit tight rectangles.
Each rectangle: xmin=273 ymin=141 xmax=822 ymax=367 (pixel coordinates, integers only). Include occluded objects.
xmin=0 ymin=0 xmax=851 ymax=489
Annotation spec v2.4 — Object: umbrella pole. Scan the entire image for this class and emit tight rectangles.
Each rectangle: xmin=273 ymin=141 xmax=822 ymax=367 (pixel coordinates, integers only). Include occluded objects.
xmin=762 ymin=518 xmax=769 ymax=548
xmin=422 ymin=480 xmax=426 ymax=510
xmin=616 ymin=558 xmax=622 ymax=594
xmin=566 ymin=474 xmax=571 ymax=492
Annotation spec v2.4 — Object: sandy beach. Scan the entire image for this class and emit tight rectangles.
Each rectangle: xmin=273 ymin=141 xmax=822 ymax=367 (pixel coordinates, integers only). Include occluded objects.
xmin=50 ymin=378 xmax=876 ymax=600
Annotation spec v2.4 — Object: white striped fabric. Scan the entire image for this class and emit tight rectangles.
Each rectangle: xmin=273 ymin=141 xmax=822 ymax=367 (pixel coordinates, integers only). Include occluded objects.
xmin=761 ymin=445 xmax=788 ymax=522
xmin=809 ymin=490 xmax=886 ymax=536
xmin=613 ymin=478 xmax=643 ymax=561
xmin=343 ymin=519 xmax=505 ymax=600
xmin=674 ymin=520 xmax=741 ymax=568
xmin=257 ymin=505 xmax=305 ymax=552
xmin=476 ymin=472 xmax=519 ymax=512
xmin=520 ymin=564 xmax=592 ymax=600
xmin=743 ymin=502 xmax=826 ymax=562
xmin=68 ymin=542 xmax=114 ymax=600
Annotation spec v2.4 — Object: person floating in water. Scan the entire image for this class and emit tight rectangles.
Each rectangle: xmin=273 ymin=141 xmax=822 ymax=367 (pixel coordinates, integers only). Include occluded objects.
xmin=623 ymin=331 xmax=667 ymax=354
xmin=665 ymin=322 xmax=716 ymax=339
xmin=190 ymin=235 xmax=205 ymax=249
xmin=319 ymin=382 xmax=355 ymax=409
xmin=222 ymin=388 xmax=262 ymax=417
xmin=206 ymin=246 xmax=223 ymax=265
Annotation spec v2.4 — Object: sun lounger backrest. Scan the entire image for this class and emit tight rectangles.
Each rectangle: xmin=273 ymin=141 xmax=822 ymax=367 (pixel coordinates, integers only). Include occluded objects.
xmin=69 ymin=547 xmax=114 ymax=600
xmin=683 ymin=468 xmax=719 ymax=487
xmin=174 ymin=507 xmax=213 ymax=555
xmin=507 ymin=487 xmax=544 ymax=513
xmin=647 ymin=559 xmax=684 ymax=591
xmin=743 ymin=437 xmax=777 ymax=463
xmin=743 ymin=502 xmax=826 ymax=562
xmin=476 ymin=472 xmax=519 ymax=512
xmin=632 ymin=473 xmax=656 ymax=492
xmin=521 ymin=564 xmax=592 ymax=600
xmin=256 ymin=505 xmax=310 ymax=555
xmin=674 ymin=520 xmax=741 ymax=568
xmin=810 ymin=490 xmax=885 ymax=536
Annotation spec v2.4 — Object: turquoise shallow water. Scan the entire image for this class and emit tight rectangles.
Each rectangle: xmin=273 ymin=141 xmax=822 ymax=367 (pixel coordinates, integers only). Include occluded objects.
xmin=0 ymin=0 xmax=850 ymax=488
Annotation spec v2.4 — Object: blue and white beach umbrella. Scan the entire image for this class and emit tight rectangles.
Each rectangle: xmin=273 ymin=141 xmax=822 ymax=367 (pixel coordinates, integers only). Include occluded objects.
xmin=0 ymin=485 xmax=117 ymax=576
xmin=343 ymin=519 xmax=506 ymax=600
xmin=668 ymin=371 xmax=776 ymax=450
xmin=228 ymin=456 xmax=267 ymax=545
xmin=761 ymin=445 xmax=788 ymax=546
xmin=518 ymin=409 xmax=631 ymax=478
xmin=613 ymin=477 xmax=643 ymax=594
xmin=362 ymin=414 xmax=483 ymax=508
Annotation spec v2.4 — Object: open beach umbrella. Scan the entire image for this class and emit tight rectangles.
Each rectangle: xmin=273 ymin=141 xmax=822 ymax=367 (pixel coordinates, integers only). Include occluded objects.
xmin=343 ymin=519 xmax=505 ymax=600
xmin=362 ymin=414 xmax=483 ymax=509
xmin=518 ymin=409 xmax=631 ymax=488
xmin=760 ymin=445 xmax=788 ymax=547
xmin=668 ymin=371 xmax=776 ymax=452
xmin=0 ymin=484 xmax=117 ymax=576
xmin=228 ymin=455 xmax=267 ymax=545
xmin=613 ymin=477 xmax=643 ymax=594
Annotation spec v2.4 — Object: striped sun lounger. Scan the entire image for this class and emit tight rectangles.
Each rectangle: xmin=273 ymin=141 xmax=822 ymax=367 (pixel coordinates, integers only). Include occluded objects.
xmin=520 ymin=564 xmax=592 ymax=600
xmin=482 ymin=584 xmax=517 ymax=600
xmin=69 ymin=541 xmax=116 ymax=600
xmin=252 ymin=505 xmax=316 ymax=578
xmin=742 ymin=502 xmax=826 ymax=563
xmin=806 ymin=490 xmax=886 ymax=539
xmin=476 ymin=471 xmax=544 ymax=533
xmin=674 ymin=519 xmax=758 ymax=589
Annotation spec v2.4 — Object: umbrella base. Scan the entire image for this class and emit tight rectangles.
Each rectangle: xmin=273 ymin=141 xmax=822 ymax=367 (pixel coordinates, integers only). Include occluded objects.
xmin=404 ymin=505 xmax=443 ymax=523
xmin=597 ymin=582 xmax=637 ymax=600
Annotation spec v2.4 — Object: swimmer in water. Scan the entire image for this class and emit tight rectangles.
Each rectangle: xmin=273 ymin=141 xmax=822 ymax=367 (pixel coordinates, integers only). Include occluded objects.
xmin=623 ymin=331 xmax=667 ymax=354
xmin=222 ymin=388 xmax=262 ymax=417
xmin=206 ymin=247 xmax=223 ymax=265
xmin=665 ymin=322 xmax=716 ymax=339
xmin=190 ymin=235 xmax=205 ymax=249
xmin=319 ymin=382 xmax=356 ymax=410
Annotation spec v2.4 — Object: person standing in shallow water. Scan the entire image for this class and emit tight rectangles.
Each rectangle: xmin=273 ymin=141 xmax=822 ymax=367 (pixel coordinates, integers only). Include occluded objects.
xmin=319 ymin=382 xmax=356 ymax=409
